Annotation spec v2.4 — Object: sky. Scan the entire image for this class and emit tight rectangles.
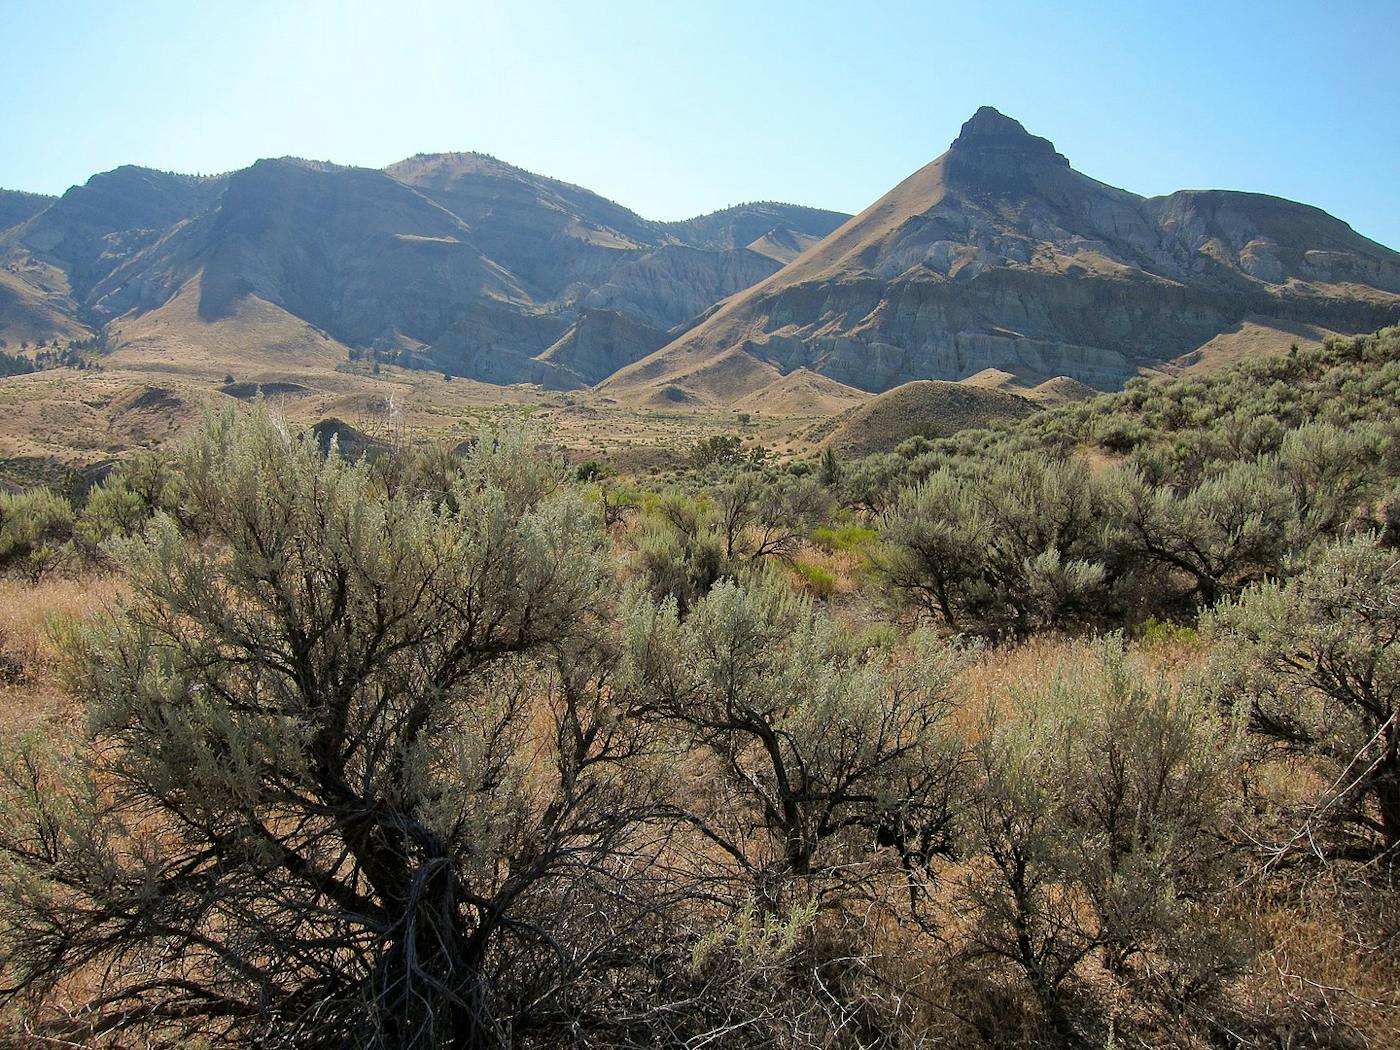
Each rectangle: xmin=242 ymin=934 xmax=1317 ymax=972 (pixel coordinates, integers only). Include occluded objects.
xmin=3 ymin=0 xmax=1397 ymax=249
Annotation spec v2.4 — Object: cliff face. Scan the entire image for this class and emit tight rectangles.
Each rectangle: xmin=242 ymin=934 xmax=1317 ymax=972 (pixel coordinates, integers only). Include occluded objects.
xmin=600 ymin=107 xmax=1400 ymax=403
xmin=578 ymin=244 xmax=781 ymax=330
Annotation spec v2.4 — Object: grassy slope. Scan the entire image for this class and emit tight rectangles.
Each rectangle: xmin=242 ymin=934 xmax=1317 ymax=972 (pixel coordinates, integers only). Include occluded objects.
xmin=823 ymin=379 xmax=1041 ymax=455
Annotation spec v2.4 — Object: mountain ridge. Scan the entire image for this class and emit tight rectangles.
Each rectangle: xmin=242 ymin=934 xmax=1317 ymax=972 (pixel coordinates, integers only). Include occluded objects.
xmin=0 ymin=153 xmax=851 ymax=381
xmin=598 ymin=107 xmax=1400 ymax=404
xmin=2 ymin=110 xmax=1396 ymax=405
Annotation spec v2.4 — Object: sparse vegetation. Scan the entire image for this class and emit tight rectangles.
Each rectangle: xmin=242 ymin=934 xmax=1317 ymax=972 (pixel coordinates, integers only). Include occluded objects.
xmin=0 ymin=328 xmax=1398 ymax=1048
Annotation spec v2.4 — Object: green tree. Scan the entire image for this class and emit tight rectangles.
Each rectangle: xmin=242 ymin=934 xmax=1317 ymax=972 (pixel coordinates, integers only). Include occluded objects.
xmin=690 ymin=433 xmax=746 ymax=468
xmin=960 ymin=639 xmax=1245 ymax=1040
xmin=76 ymin=450 xmax=183 ymax=552
xmin=877 ymin=457 xmax=1118 ymax=638
xmin=713 ymin=471 xmax=832 ymax=563
xmin=622 ymin=572 xmax=968 ymax=908
xmin=1108 ymin=460 xmax=1295 ymax=608
xmin=634 ymin=493 xmax=726 ymax=613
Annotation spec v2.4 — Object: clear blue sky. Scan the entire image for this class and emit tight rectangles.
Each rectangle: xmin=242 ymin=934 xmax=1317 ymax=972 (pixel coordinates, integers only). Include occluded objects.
xmin=3 ymin=0 xmax=1397 ymax=248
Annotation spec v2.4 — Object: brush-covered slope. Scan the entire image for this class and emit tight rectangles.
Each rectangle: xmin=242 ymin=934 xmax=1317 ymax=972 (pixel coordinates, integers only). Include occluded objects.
xmin=601 ymin=107 xmax=1400 ymax=403
xmin=824 ymin=380 xmax=1040 ymax=455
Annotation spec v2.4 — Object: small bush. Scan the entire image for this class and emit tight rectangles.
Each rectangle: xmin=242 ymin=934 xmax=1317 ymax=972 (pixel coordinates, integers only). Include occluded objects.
xmin=575 ymin=459 xmax=608 ymax=482
xmin=1135 ymin=615 xmax=1200 ymax=648
xmin=961 ymin=637 xmax=1249 ymax=1037
xmin=809 ymin=523 xmax=877 ymax=553
xmin=790 ymin=559 xmax=837 ymax=598
xmin=0 ymin=490 xmax=75 ymax=583
xmin=1206 ymin=532 xmax=1400 ymax=855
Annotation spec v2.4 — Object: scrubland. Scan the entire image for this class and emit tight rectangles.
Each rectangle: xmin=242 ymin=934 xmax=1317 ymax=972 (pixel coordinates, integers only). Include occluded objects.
xmin=0 ymin=328 xmax=1396 ymax=1048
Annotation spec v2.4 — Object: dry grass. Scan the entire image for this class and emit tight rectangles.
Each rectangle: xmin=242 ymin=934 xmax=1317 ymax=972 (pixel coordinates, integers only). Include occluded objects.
xmin=0 ymin=354 xmax=837 ymax=490
xmin=1246 ymin=875 xmax=1400 ymax=1049
xmin=823 ymin=380 xmax=1041 ymax=457
xmin=0 ymin=572 xmax=119 ymax=733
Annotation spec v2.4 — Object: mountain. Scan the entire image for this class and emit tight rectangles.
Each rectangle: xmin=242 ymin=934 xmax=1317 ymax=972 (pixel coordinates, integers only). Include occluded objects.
xmin=4 ymin=116 xmax=1396 ymax=403
xmin=658 ymin=202 xmax=852 ymax=253
xmin=0 ymin=153 xmax=849 ymax=384
xmin=1 ymin=167 xmax=228 ymax=346
xmin=599 ymin=107 xmax=1400 ymax=404
xmin=0 ymin=190 xmax=54 ymax=234
xmin=14 ymin=166 xmax=227 ymax=298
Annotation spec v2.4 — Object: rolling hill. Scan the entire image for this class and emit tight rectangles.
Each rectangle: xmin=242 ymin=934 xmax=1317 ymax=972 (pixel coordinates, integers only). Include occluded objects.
xmin=822 ymin=380 xmax=1041 ymax=456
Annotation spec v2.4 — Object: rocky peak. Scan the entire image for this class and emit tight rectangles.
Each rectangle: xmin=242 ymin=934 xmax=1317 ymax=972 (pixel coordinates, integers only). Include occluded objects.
xmin=948 ymin=106 xmax=1069 ymax=168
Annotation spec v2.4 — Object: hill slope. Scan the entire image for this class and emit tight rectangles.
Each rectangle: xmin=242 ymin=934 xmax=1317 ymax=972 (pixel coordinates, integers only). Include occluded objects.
xmin=0 ymin=154 xmax=851 ymax=385
xmin=824 ymin=380 xmax=1040 ymax=455
xmin=0 ymin=190 xmax=55 ymax=234
xmin=599 ymin=107 xmax=1400 ymax=404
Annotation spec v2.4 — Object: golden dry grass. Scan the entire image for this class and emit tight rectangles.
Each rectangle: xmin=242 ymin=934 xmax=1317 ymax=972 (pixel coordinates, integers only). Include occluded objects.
xmin=1176 ymin=316 xmax=1336 ymax=374
xmin=0 ymin=573 xmax=119 ymax=733
xmin=0 ymin=355 xmax=837 ymax=488
xmin=1247 ymin=876 xmax=1400 ymax=1049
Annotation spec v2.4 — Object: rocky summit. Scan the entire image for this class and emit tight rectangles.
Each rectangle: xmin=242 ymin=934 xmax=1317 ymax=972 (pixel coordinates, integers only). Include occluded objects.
xmin=600 ymin=107 xmax=1400 ymax=404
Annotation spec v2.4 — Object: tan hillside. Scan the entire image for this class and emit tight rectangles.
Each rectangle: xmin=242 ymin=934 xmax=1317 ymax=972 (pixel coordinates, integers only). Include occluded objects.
xmin=746 ymin=226 xmax=824 ymax=265
xmin=1175 ymin=315 xmax=1336 ymax=373
xmin=105 ymin=276 xmax=349 ymax=383
xmin=823 ymin=380 xmax=1040 ymax=456
xmin=732 ymin=367 xmax=868 ymax=416
xmin=0 ymin=263 xmax=90 ymax=346
xmin=0 ymin=371 xmax=212 ymax=474
xmin=1028 ymin=375 xmax=1100 ymax=404
xmin=960 ymin=367 xmax=1023 ymax=391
